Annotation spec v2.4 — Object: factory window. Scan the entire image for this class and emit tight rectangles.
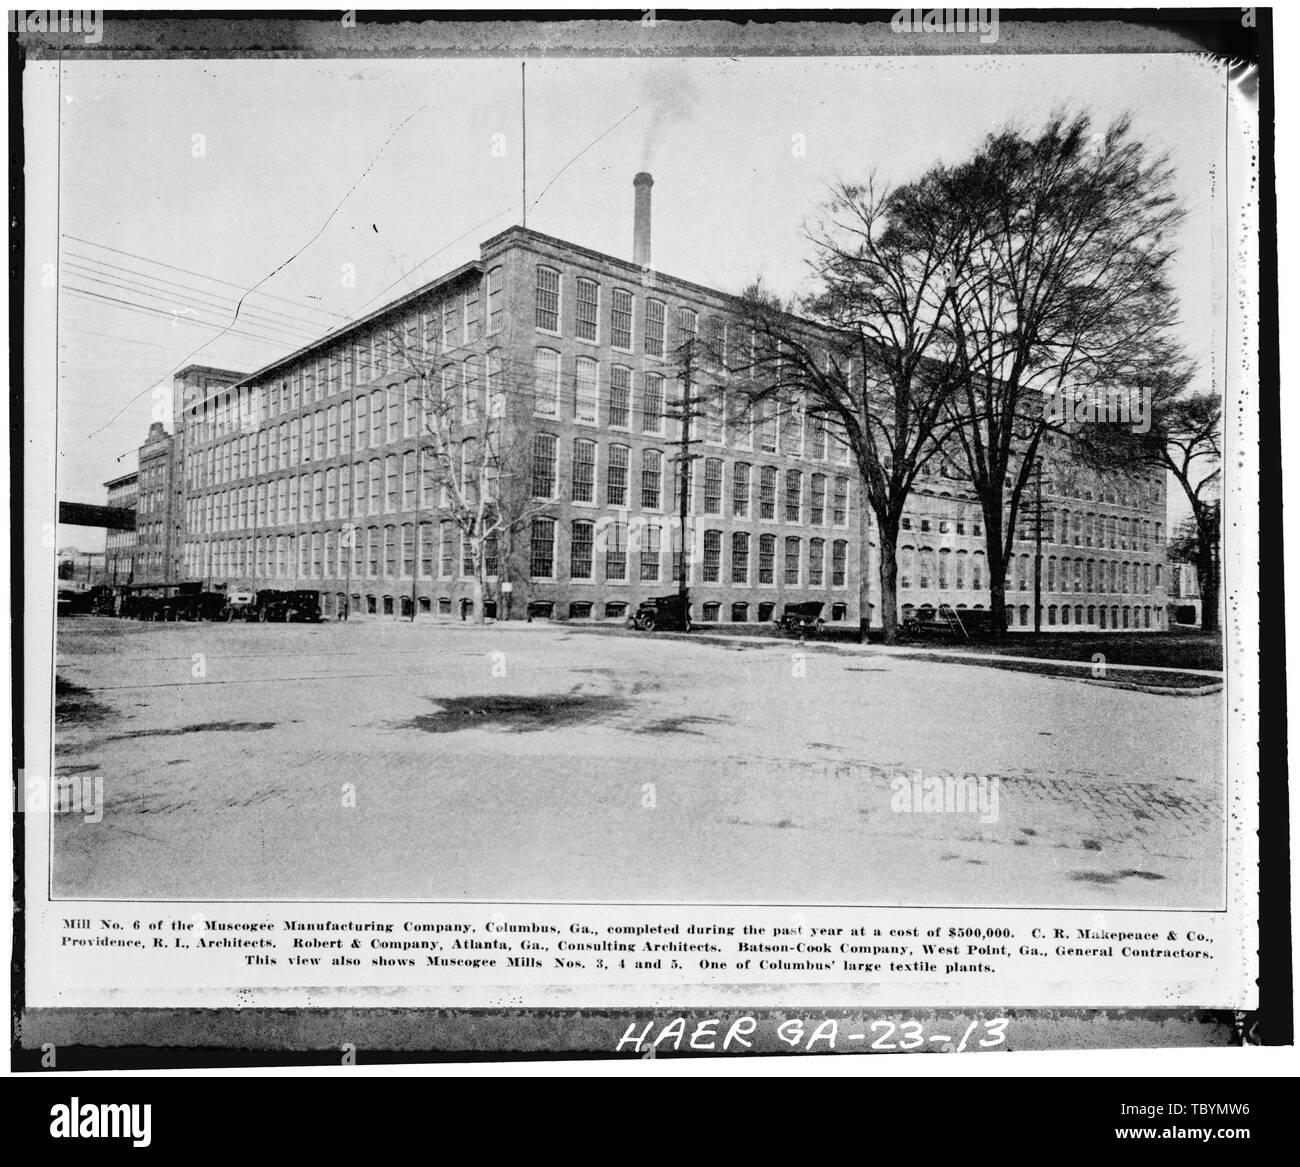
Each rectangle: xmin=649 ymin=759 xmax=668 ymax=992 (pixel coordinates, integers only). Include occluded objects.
xmin=464 ymin=285 xmax=481 ymax=343
xmin=758 ymin=400 xmax=778 ymax=453
xmin=383 ymin=525 xmax=399 ymax=577
xmin=570 ymin=519 xmax=594 ymax=580
xmin=706 ymin=317 xmax=726 ymax=372
xmin=645 ymin=298 xmax=665 ymax=357
xmin=534 ymin=266 xmax=560 ymax=333
xmin=575 ymin=357 xmax=599 ymax=424
xmin=401 ymin=523 xmax=415 ymax=577
xmin=724 ymin=465 xmax=750 ymax=524
xmin=353 ymin=396 xmax=367 ymax=451
xmin=385 ymin=454 xmax=398 ymax=512
xmin=605 ymin=601 xmax=627 ymax=619
xmin=575 ymin=277 xmax=599 ymax=342
xmin=606 ymin=444 xmax=629 ymax=508
xmin=731 ymin=602 xmax=749 ymax=623
xmin=572 ymin=438 xmax=596 ymax=504
xmin=404 ymin=380 xmax=419 ymax=437
xmin=641 ymin=372 xmax=665 ymax=435
xmin=784 ymin=537 xmax=802 ymax=585
xmin=702 ymin=602 xmax=721 ymax=623
xmin=810 ymin=474 xmax=827 ymax=525
xmin=758 ymin=534 xmax=776 ymax=584
xmin=703 ymin=385 xmax=725 ymax=445
xmin=611 ymin=288 xmax=633 ymax=351
xmin=703 ymin=458 xmax=723 ymax=515
xmin=486 ymin=267 xmax=504 ymax=335
xmin=531 ymin=433 xmax=557 ymax=499
xmin=529 ymin=517 xmax=556 ymax=579
xmin=832 ymin=540 xmax=848 ymax=587
xmin=676 ymin=307 xmax=698 ymax=350
xmin=759 ymin=466 xmax=777 ymax=520
xmin=640 ymin=523 xmax=662 ymax=582
xmin=462 ymin=356 xmax=481 ymax=424
xmin=785 ymin=469 xmax=803 ymax=522
xmin=604 ymin=520 xmax=627 ymax=582
xmin=641 ymin=449 xmax=663 ymax=510
xmin=609 ymin=365 xmax=632 ymax=429
xmin=419 ymin=522 xmax=434 ymax=578
xmin=702 ymin=530 xmax=722 ymax=583
xmin=809 ymin=538 xmax=825 ymax=586
xmin=833 ymin=477 xmax=850 ymax=526
xmin=758 ymin=601 xmax=776 ymax=622
xmin=731 ymin=531 xmax=750 ymax=584
xmin=402 ymin=450 xmax=416 ymax=510
xmin=531 ymin=347 xmax=561 ymax=419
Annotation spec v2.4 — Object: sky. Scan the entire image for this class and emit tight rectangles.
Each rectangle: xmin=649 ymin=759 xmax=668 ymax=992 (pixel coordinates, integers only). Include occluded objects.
xmin=34 ymin=51 xmax=1232 ymax=548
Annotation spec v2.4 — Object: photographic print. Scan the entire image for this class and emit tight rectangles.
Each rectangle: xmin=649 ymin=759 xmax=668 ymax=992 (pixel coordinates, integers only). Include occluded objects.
xmin=13 ymin=8 xmax=1268 ymax=1060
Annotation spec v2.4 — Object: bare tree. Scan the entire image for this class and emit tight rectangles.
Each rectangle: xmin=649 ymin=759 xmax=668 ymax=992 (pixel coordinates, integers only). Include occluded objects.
xmin=727 ymin=173 xmax=970 ymax=643
xmin=932 ymin=111 xmax=1187 ymax=634
xmin=383 ymin=315 xmax=555 ymax=624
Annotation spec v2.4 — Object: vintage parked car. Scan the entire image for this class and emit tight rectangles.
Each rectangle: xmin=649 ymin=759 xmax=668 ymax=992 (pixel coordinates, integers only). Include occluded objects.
xmin=902 ymin=605 xmax=997 ymax=639
xmin=223 ymin=589 xmax=258 ymax=621
xmin=256 ymin=589 xmax=324 ymax=623
xmin=626 ymin=592 xmax=693 ymax=633
xmin=776 ymin=601 xmax=826 ymax=637
xmin=177 ymin=591 xmax=230 ymax=622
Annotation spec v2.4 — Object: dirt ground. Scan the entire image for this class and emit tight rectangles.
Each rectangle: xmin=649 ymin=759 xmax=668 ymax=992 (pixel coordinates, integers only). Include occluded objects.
xmin=50 ymin=616 xmax=1226 ymax=909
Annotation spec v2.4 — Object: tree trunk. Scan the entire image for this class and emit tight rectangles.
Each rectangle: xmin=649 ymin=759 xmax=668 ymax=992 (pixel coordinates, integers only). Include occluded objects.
xmin=876 ymin=516 xmax=901 ymax=645
xmin=984 ymin=510 xmax=1008 ymax=637
xmin=472 ymin=558 xmax=486 ymax=626
xmin=1195 ymin=517 xmax=1219 ymax=634
xmin=858 ymin=497 xmax=875 ymax=643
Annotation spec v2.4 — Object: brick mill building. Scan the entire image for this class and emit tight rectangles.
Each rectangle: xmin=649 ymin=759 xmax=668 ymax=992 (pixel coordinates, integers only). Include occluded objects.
xmin=144 ymin=174 xmax=1168 ymax=629
xmin=102 ymin=470 xmax=139 ymax=584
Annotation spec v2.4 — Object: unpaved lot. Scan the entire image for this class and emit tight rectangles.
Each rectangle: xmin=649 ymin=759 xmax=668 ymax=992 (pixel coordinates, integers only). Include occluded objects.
xmin=51 ymin=616 xmax=1225 ymax=908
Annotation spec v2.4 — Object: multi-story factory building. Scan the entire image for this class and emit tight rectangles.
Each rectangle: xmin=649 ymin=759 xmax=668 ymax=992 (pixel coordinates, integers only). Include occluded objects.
xmin=102 ymin=470 xmax=139 ymax=584
xmin=164 ymin=174 xmax=1166 ymax=629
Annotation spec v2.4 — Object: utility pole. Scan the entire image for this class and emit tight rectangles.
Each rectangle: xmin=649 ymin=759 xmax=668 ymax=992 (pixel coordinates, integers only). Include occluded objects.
xmin=521 ymin=60 xmax=527 ymax=228
xmin=1033 ymin=457 xmax=1044 ymax=633
xmin=670 ymin=336 xmax=703 ymax=613
xmin=409 ymin=441 xmax=421 ymax=621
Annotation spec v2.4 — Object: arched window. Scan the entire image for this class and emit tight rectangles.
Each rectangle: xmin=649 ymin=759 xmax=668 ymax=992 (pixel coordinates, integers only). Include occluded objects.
xmin=900 ymin=545 xmax=916 ymax=589
xmin=918 ymin=547 xmax=935 ymax=590
xmin=533 ymin=348 xmax=560 ymax=418
xmin=641 ymin=449 xmax=664 ymax=510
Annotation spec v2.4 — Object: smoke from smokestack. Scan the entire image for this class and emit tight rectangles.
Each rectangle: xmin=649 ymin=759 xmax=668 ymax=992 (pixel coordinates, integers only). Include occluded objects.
xmin=633 ymin=172 xmax=653 ymax=268
xmin=637 ymin=69 xmax=699 ymax=170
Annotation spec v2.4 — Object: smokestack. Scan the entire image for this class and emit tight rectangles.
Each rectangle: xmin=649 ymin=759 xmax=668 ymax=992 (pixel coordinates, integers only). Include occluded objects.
xmin=633 ymin=172 xmax=653 ymax=268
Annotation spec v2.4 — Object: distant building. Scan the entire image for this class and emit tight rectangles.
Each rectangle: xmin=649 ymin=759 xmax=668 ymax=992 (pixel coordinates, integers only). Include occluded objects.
xmin=57 ymin=547 xmax=105 ymax=584
xmin=103 ymin=470 xmax=138 ymax=583
xmin=1167 ymin=561 xmax=1201 ymax=626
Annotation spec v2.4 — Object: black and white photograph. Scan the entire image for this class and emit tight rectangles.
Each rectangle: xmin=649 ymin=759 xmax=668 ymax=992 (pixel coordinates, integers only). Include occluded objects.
xmin=12 ymin=7 xmax=1277 ymax=1071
